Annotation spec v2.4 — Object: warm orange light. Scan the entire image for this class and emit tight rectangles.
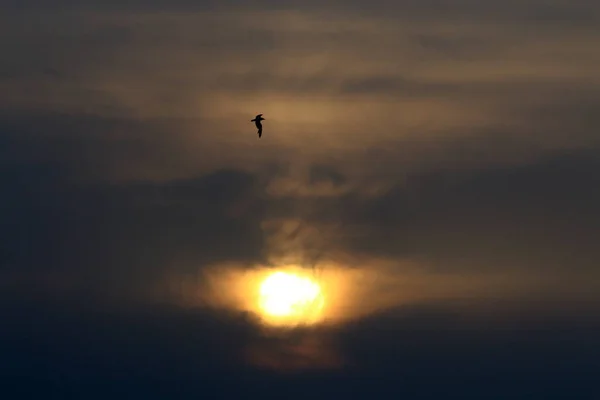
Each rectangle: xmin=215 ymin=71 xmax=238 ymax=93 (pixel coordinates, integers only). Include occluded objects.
xmin=196 ymin=260 xmax=422 ymax=328
xmin=257 ymin=271 xmax=324 ymax=326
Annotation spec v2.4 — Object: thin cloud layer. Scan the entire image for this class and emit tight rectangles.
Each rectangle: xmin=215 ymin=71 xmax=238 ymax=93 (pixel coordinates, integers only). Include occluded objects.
xmin=1 ymin=6 xmax=598 ymax=189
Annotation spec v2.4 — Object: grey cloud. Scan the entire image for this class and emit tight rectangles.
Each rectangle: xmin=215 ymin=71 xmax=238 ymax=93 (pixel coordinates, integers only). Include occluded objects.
xmin=6 ymin=0 xmax=599 ymax=25
xmin=331 ymin=149 xmax=600 ymax=274
xmin=0 ymin=149 xmax=267 ymax=301
xmin=309 ymin=164 xmax=346 ymax=186
xmin=2 ymin=1 xmax=598 ymax=137
xmin=249 ymin=145 xmax=600 ymax=277
xmin=3 ymin=103 xmax=599 ymax=284
xmin=0 ymin=111 xmax=180 ymax=180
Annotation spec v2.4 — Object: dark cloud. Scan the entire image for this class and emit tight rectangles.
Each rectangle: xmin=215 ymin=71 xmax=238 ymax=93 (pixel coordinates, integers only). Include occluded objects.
xmin=2 ymin=296 xmax=599 ymax=399
xmin=309 ymin=164 xmax=346 ymax=186
xmin=315 ymin=149 xmax=600 ymax=274
xmin=0 ymin=115 xmax=267 ymax=299
xmin=6 ymin=0 xmax=600 ymax=25
xmin=338 ymin=306 xmax=600 ymax=398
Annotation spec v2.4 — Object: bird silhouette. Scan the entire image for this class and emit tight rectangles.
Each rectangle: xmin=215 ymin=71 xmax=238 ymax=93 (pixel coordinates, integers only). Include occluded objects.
xmin=251 ymin=114 xmax=265 ymax=138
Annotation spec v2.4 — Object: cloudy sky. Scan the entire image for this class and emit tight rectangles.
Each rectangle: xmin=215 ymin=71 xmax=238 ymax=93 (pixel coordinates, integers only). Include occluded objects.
xmin=2 ymin=1 xmax=599 ymax=398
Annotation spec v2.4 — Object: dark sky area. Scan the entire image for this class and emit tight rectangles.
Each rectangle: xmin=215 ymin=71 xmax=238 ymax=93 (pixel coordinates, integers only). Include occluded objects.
xmin=1 ymin=1 xmax=599 ymax=398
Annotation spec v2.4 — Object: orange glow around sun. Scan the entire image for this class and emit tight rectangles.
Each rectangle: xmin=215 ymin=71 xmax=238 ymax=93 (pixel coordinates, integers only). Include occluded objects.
xmin=196 ymin=260 xmax=424 ymax=328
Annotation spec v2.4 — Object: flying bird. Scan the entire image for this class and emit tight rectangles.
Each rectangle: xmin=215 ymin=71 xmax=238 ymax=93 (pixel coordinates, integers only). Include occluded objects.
xmin=251 ymin=114 xmax=265 ymax=138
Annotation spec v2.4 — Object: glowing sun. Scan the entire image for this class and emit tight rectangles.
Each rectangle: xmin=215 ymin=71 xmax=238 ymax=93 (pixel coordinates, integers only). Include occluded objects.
xmin=258 ymin=271 xmax=325 ymax=326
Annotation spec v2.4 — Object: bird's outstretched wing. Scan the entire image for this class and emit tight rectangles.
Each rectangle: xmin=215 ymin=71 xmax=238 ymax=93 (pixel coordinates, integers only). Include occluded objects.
xmin=251 ymin=114 xmax=264 ymax=138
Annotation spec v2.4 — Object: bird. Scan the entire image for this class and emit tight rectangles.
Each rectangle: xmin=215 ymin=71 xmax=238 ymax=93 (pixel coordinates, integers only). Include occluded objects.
xmin=251 ymin=114 xmax=265 ymax=138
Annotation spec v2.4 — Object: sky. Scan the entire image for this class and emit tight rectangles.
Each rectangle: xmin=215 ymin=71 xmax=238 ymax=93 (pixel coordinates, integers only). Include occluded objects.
xmin=1 ymin=1 xmax=600 ymax=398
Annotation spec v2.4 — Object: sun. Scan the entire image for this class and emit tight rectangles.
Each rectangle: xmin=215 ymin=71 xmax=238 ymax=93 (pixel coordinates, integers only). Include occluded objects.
xmin=258 ymin=271 xmax=325 ymax=326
